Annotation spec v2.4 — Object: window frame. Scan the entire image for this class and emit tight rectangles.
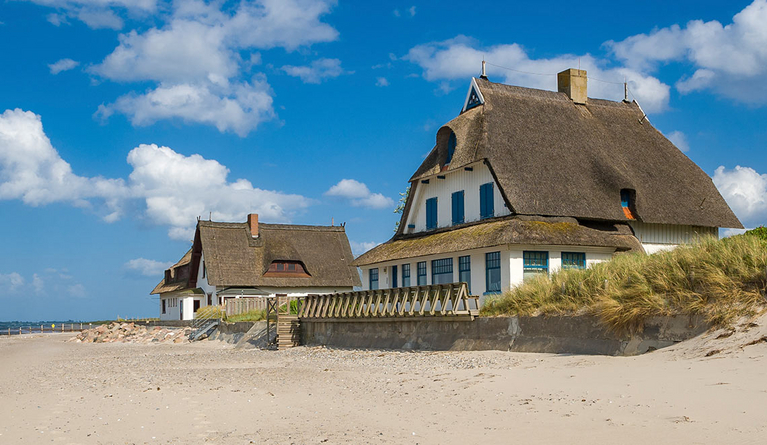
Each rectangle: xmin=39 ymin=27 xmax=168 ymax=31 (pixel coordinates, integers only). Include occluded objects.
xmin=369 ymin=268 xmax=379 ymax=290
xmin=561 ymin=252 xmax=586 ymax=270
xmin=402 ymin=264 xmax=411 ymax=287
xmin=431 ymin=258 xmax=454 ymax=285
xmin=417 ymin=261 xmax=427 ymax=286
xmin=459 ymin=255 xmax=471 ymax=293
xmin=523 ymin=251 xmax=549 ymax=281
xmin=485 ymin=251 xmax=501 ymax=294
xmin=391 ymin=265 xmax=398 ymax=288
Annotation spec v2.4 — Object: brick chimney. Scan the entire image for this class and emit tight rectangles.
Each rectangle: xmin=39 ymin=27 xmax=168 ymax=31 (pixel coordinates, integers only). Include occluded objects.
xmin=557 ymin=68 xmax=588 ymax=104
xmin=247 ymin=213 xmax=259 ymax=238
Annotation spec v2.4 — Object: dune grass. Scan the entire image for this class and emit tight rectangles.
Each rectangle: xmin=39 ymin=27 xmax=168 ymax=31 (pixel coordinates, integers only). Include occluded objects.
xmin=481 ymin=232 xmax=767 ymax=333
xmin=226 ymin=309 xmax=267 ymax=322
xmin=194 ymin=305 xmax=266 ymax=322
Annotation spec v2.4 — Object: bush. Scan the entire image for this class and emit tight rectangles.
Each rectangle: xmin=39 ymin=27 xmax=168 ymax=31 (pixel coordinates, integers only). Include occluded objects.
xmin=481 ymin=235 xmax=767 ymax=333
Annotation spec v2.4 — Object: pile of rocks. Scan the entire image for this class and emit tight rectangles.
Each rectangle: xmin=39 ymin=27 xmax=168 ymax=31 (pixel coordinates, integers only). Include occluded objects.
xmin=69 ymin=322 xmax=192 ymax=344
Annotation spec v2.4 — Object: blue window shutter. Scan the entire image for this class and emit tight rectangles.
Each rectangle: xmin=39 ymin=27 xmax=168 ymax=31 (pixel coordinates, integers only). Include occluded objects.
xmin=451 ymin=191 xmax=464 ymax=225
xmin=426 ymin=197 xmax=437 ymax=230
xmin=480 ymin=183 xmax=494 ymax=219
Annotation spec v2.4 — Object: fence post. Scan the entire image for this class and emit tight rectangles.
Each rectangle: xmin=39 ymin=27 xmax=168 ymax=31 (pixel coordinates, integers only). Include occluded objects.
xmin=19 ymin=327 xmax=21 ymax=335
xmin=41 ymin=324 xmax=43 ymax=333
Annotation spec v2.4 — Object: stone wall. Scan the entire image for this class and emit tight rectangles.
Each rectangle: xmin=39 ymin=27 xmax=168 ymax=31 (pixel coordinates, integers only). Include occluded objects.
xmin=301 ymin=315 xmax=709 ymax=356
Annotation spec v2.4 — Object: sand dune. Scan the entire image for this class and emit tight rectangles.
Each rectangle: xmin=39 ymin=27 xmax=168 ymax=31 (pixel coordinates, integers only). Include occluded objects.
xmin=1 ymin=316 xmax=766 ymax=444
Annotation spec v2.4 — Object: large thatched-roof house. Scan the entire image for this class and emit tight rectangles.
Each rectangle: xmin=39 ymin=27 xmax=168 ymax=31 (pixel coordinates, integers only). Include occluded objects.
xmin=152 ymin=214 xmax=360 ymax=320
xmin=353 ymin=68 xmax=742 ymax=303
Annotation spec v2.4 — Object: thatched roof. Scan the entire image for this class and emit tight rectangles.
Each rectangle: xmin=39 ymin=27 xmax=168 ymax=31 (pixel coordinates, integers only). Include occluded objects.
xmin=408 ymin=77 xmax=742 ymax=230
xmin=151 ymin=249 xmax=192 ymax=295
xmin=187 ymin=221 xmax=360 ymax=289
xmin=353 ymin=216 xmax=643 ymax=266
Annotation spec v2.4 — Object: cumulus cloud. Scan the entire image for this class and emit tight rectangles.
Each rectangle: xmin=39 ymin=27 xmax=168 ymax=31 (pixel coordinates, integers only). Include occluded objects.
xmin=78 ymin=0 xmax=340 ymax=135
xmin=125 ymin=258 xmax=173 ymax=277
xmin=0 ymin=108 xmax=312 ymax=239
xmin=375 ymin=77 xmax=389 ymax=87
xmin=325 ymin=179 xmax=394 ymax=209
xmin=404 ymin=36 xmax=670 ymax=113
xmin=608 ymin=0 xmax=767 ymax=103
xmin=96 ymin=79 xmax=275 ymax=137
xmin=281 ymin=58 xmax=347 ymax=84
xmin=48 ymin=58 xmax=80 ymax=74
xmin=0 ymin=272 xmax=25 ymax=294
xmin=713 ymin=165 xmax=767 ymax=227
xmin=665 ymin=131 xmax=690 ymax=152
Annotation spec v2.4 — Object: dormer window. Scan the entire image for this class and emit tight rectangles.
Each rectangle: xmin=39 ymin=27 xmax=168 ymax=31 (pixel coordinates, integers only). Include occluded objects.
xmin=621 ymin=189 xmax=636 ymax=220
xmin=264 ymin=261 xmax=311 ymax=277
xmin=445 ymin=132 xmax=457 ymax=165
xmin=465 ymin=85 xmax=482 ymax=110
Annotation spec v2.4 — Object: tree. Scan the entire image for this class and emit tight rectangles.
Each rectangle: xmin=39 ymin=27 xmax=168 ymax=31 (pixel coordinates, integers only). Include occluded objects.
xmin=393 ymin=185 xmax=410 ymax=232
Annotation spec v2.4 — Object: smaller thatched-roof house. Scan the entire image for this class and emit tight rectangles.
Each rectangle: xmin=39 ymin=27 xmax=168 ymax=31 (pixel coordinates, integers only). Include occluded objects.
xmin=152 ymin=214 xmax=360 ymax=320
xmin=354 ymin=67 xmax=741 ymax=303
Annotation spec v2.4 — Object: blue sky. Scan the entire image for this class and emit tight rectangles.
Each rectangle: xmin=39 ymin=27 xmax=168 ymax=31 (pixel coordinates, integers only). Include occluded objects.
xmin=1 ymin=0 xmax=766 ymax=321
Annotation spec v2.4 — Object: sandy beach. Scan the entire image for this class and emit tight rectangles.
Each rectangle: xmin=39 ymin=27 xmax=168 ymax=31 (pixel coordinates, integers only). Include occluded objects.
xmin=1 ymin=320 xmax=767 ymax=445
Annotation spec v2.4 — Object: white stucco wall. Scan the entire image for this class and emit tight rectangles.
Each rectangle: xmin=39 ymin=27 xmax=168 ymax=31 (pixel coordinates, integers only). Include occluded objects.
xmin=361 ymin=245 xmax=616 ymax=306
xmin=196 ymin=252 xmax=217 ymax=305
xmin=404 ymin=161 xmax=510 ymax=234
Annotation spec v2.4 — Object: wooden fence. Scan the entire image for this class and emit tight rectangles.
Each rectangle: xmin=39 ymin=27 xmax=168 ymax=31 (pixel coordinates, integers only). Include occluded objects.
xmin=225 ymin=297 xmax=270 ymax=317
xmin=299 ymin=283 xmax=479 ymax=321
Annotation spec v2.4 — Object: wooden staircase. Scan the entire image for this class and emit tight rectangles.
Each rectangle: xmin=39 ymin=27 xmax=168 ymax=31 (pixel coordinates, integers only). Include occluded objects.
xmin=276 ymin=315 xmax=301 ymax=349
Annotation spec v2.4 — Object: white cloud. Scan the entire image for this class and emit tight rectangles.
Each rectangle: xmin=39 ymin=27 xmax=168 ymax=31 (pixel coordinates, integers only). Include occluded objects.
xmin=97 ymin=79 xmax=275 ymax=137
xmin=393 ymin=9 xmax=400 ymax=17
xmin=608 ymin=0 xmax=767 ymax=103
xmin=404 ymin=36 xmax=670 ymax=113
xmin=325 ymin=179 xmax=394 ymax=209
xmin=68 ymin=283 xmax=87 ymax=298
xmin=713 ymin=165 xmax=767 ymax=227
xmin=350 ymin=240 xmax=380 ymax=256
xmin=281 ymin=58 xmax=347 ymax=84
xmin=665 ymin=130 xmax=690 ymax=152
xmin=29 ymin=0 xmax=157 ymax=29
xmin=126 ymin=143 xmax=311 ymax=238
xmin=48 ymin=58 xmax=80 ymax=74
xmin=408 ymin=6 xmax=416 ymax=17
xmin=375 ymin=77 xmax=389 ymax=87
xmin=81 ymin=0 xmax=340 ymax=134
xmin=32 ymin=274 xmax=44 ymax=294
xmin=0 ymin=272 xmax=25 ymax=294
xmin=0 ymin=108 xmax=312 ymax=239
xmin=125 ymin=258 xmax=173 ymax=277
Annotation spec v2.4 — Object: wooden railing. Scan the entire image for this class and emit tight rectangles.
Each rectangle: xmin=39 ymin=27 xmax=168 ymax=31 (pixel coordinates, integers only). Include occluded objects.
xmin=225 ymin=297 xmax=270 ymax=317
xmin=299 ymin=283 xmax=479 ymax=321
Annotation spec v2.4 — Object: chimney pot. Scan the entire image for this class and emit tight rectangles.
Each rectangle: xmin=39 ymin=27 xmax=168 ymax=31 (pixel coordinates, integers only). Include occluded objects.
xmin=247 ymin=213 xmax=259 ymax=238
xmin=557 ymin=68 xmax=588 ymax=104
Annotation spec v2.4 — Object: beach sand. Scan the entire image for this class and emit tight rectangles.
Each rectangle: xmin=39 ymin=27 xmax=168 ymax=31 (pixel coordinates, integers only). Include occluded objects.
xmin=1 ymin=319 xmax=766 ymax=445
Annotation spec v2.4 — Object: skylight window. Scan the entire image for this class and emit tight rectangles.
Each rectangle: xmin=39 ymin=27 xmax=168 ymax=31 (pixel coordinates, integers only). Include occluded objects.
xmin=621 ymin=189 xmax=636 ymax=220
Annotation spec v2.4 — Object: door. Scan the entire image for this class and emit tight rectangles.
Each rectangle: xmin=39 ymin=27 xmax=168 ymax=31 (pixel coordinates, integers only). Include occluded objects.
xmin=179 ymin=299 xmax=183 ymax=320
xmin=193 ymin=299 xmax=201 ymax=314
xmin=391 ymin=265 xmax=398 ymax=288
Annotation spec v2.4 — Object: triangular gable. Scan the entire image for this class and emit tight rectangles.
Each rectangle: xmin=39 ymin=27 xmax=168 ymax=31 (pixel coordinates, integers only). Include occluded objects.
xmin=461 ymin=77 xmax=485 ymax=113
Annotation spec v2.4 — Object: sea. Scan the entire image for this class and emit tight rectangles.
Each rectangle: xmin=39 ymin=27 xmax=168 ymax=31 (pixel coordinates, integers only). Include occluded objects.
xmin=0 ymin=320 xmax=90 ymax=335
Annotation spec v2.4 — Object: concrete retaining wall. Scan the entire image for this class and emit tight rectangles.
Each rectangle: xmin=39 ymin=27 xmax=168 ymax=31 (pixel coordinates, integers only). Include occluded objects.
xmin=301 ymin=315 xmax=710 ymax=356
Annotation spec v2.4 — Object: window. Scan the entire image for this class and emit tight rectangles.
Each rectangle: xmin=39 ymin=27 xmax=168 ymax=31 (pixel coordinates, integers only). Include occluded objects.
xmin=485 ymin=252 xmax=501 ymax=293
xmin=446 ymin=132 xmax=457 ymax=164
xmin=417 ymin=261 xmax=427 ymax=286
xmin=369 ymin=268 xmax=379 ymax=290
xmin=523 ymin=251 xmax=549 ymax=281
xmin=621 ymin=189 xmax=636 ymax=219
xmin=426 ymin=197 xmax=438 ymax=230
xmin=452 ymin=190 xmax=465 ymax=225
xmin=391 ymin=265 xmax=398 ymax=288
xmin=562 ymin=252 xmax=586 ymax=270
xmin=207 ymin=293 xmax=212 ymax=306
xmin=459 ymin=255 xmax=471 ymax=292
xmin=162 ymin=299 xmax=166 ymax=314
xmin=264 ymin=261 xmax=310 ymax=277
xmin=432 ymin=258 xmax=453 ymax=284
xmin=480 ymin=182 xmax=494 ymax=219
xmin=466 ymin=85 xmax=482 ymax=111
xmin=402 ymin=264 xmax=411 ymax=287
xmin=202 ymin=261 xmax=206 ymax=278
